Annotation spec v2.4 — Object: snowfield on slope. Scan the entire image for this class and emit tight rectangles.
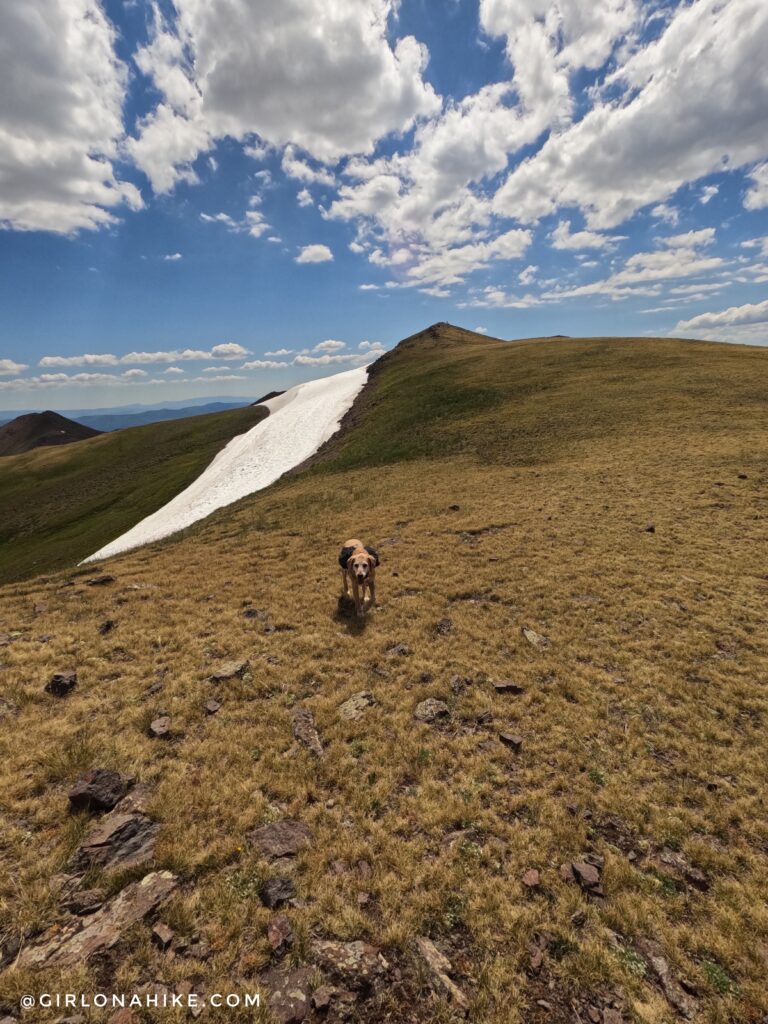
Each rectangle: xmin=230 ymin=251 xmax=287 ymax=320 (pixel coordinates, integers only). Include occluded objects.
xmin=83 ymin=364 xmax=368 ymax=562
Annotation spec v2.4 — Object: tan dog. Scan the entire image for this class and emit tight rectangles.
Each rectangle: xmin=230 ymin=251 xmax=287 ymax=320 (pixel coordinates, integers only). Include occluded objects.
xmin=339 ymin=539 xmax=379 ymax=617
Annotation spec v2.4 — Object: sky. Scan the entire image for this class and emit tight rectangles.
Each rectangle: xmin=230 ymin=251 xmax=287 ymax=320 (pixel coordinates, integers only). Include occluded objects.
xmin=1 ymin=0 xmax=768 ymax=412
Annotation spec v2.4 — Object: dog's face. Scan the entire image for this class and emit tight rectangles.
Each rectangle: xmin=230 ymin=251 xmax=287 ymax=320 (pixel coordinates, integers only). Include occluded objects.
xmin=349 ymin=553 xmax=372 ymax=584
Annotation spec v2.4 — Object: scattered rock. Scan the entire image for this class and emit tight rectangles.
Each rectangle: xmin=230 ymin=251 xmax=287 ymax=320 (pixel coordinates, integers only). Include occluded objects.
xmin=644 ymin=523 xmax=656 ymax=533
xmin=448 ymin=504 xmax=460 ymax=511
xmin=152 ymin=922 xmax=174 ymax=950
xmin=602 ymin=1010 xmax=623 ymax=1024
xmin=86 ymin=574 xmax=115 ymax=586
xmin=499 ymin=732 xmax=524 ymax=752
xmin=15 ymin=871 xmax=177 ymax=969
xmin=311 ymin=939 xmax=386 ymax=988
xmin=267 ymin=914 xmax=293 ymax=955
xmin=45 ymin=670 xmax=77 ymax=697
xmin=339 ymin=691 xmax=375 ymax=720
xmin=569 ymin=857 xmax=605 ymax=897
xmin=70 ymin=807 xmax=160 ymax=872
xmin=386 ymin=643 xmax=411 ymax=657
xmin=414 ymin=698 xmax=450 ymax=723
xmin=248 ymin=819 xmax=312 ymax=859
xmin=261 ymin=877 xmax=296 ymax=909
xmin=62 ymin=889 xmax=104 ymax=916
xmin=521 ymin=627 xmax=551 ymax=650
xmin=312 ymin=985 xmax=336 ymax=1010
xmin=68 ymin=768 xmax=130 ymax=814
xmin=209 ymin=659 xmax=250 ymax=683
xmin=493 ymin=681 xmax=525 ymax=695
xmin=414 ymin=935 xmax=469 ymax=1012
xmin=434 ymin=617 xmax=453 ymax=637
xmin=636 ymin=939 xmax=696 ymax=1018
xmin=98 ymin=619 xmax=116 ymax=636
xmin=292 ymin=707 xmax=323 ymax=757
xmin=260 ymin=967 xmax=313 ymax=1024
xmin=522 ymin=869 xmax=541 ymax=888
xmin=204 ymin=699 xmax=221 ymax=715
xmin=149 ymin=715 xmax=171 ymax=738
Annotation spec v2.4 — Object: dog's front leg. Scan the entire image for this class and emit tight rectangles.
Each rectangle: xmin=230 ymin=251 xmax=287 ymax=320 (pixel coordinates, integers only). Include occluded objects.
xmin=341 ymin=568 xmax=350 ymax=596
xmin=368 ymin=576 xmax=376 ymax=607
xmin=351 ymin=577 xmax=363 ymax=617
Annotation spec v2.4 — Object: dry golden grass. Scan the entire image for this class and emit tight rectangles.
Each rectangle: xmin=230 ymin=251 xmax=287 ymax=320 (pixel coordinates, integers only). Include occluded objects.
xmin=1 ymin=331 xmax=767 ymax=1023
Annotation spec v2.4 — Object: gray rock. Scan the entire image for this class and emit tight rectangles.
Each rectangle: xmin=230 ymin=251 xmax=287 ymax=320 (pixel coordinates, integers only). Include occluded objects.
xmin=292 ymin=708 xmax=323 ymax=757
xmin=261 ymin=878 xmax=296 ymax=909
xmin=311 ymin=939 xmax=387 ymax=987
xmin=636 ymin=939 xmax=696 ymax=1018
xmin=414 ymin=935 xmax=469 ymax=1012
xmin=248 ymin=819 xmax=312 ymax=859
xmin=260 ymin=967 xmax=313 ymax=1024
xmin=149 ymin=715 xmax=171 ymax=738
xmin=62 ymin=888 xmax=104 ymax=915
xmin=151 ymin=922 xmax=174 ymax=950
xmin=338 ymin=691 xmax=375 ymax=720
xmin=70 ymin=809 xmax=159 ymax=872
xmin=204 ymin=699 xmax=221 ymax=715
xmin=68 ymin=768 xmax=130 ymax=814
xmin=45 ymin=670 xmax=77 ymax=697
xmin=15 ymin=871 xmax=177 ymax=969
xmin=209 ymin=659 xmax=250 ymax=683
xmin=414 ymin=698 xmax=449 ymax=723
xmin=267 ymin=913 xmax=293 ymax=954
xmin=499 ymin=732 xmax=523 ymax=752
xmin=521 ymin=627 xmax=551 ymax=650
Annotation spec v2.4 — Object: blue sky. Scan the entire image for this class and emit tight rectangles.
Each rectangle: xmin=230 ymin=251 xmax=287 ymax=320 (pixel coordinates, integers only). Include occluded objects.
xmin=1 ymin=0 xmax=767 ymax=411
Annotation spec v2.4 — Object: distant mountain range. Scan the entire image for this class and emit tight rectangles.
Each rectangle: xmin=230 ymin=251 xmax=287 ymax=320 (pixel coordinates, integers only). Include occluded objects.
xmin=0 ymin=411 xmax=102 ymax=457
xmin=0 ymin=399 xmax=249 ymax=433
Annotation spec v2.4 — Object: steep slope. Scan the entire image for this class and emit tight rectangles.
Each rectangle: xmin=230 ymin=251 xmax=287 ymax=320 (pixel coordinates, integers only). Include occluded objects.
xmin=0 ymin=405 xmax=268 ymax=585
xmin=1 ymin=328 xmax=767 ymax=1024
xmin=0 ymin=410 xmax=101 ymax=456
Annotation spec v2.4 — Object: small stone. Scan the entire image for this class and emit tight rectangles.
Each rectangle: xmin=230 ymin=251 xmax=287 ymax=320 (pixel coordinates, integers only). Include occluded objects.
xmin=603 ymin=1010 xmax=624 ymax=1024
xmin=292 ymin=707 xmax=323 ymax=757
xmin=339 ymin=691 xmax=375 ymax=720
xmin=572 ymin=860 xmax=601 ymax=890
xmin=645 ymin=522 xmax=656 ymax=533
xmin=261 ymin=878 xmax=296 ymax=908
xmin=414 ymin=698 xmax=450 ymax=723
xmin=205 ymin=699 xmax=221 ymax=715
xmin=493 ymin=681 xmax=525 ymax=695
xmin=62 ymin=888 xmax=104 ymax=915
xmin=737 ymin=472 xmax=748 ymax=480
xmin=267 ymin=913 xmax=293 ymax=954
xmin=357 ymin=892 xmax=371 ymax=907
xmin=86 ymin=574 xmax=115 ymax=586
xmin=570 ymin=909 xmax=587 ymax=927
xmin=311 ymin=939 xmax=386 ymax=988
xmin=522 ymin=868 xmax=540 ymax=888
xmin=521 ymin=627 xmax=550 ymax=650
xmin=499 ymin=732 xmax=523 ymax=752
xmin=68 ymin=768 xmax=129 ymax=813
xmin=312 ymin=985 xmax=336 ymax=1010
xmin=587 ymin=1008 xmax=601 ymax=1023
xmin=434 ymin=617 xmax=453 ymax=636
xmin=149 ymin=715 xmax=171 ymax=738
xmin=386 ymin=643 xmax=411 ymax=657
xmin=209 ymin=659 xmax=250 ymax=683
xmin=98 ymin=620 xmax=116 ymax=635
xmin=45 ymin=670 xmax=77 ymax=697
xmin=248 ymin=819 xmax=312 ymax=859
xmin=152 ymin=922 xmax=174 ymax=950
xmin=448 ymin=504 xmax=460 ymax=511
xmin=261 ymin=967 xmax=312 ymax=1024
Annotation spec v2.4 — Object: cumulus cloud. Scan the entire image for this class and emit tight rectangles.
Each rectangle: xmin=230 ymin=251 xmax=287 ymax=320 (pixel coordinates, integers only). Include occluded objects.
xmin=0 ymin=0 xmax=142 ymax=234
xmin=40 ymin=343 xmax=249 ymax=367
xmin=313 ymin=339 xmax=346 ymax=352
xmin=745 ymin=162 xmax=768 ymax=210
xmin=296 ymin=244 xmax=334 ymax=264
xmin=163 ymin=252 xmax=183 ymax=261
xmin=551 ymin=220 xmax=622 ymax=250
xmin=200 ymin=207 xmax=270 ymax=238
xmin=0 ymin=358 xmax=29 ymax=375
xmin=493 ymin=0 xmax=768 ymax=227
xmin=675 ymin=298 xmax=768 ymax=332
xmin=241 ymin=359 xmax=290 ymax=370
xmin=127 ymin=0 xmax=439 ymax=192
xmin=264 ymin=348 xmax=293 ymax=357
xmin=297 ymin=189 xmax=313 ymax=208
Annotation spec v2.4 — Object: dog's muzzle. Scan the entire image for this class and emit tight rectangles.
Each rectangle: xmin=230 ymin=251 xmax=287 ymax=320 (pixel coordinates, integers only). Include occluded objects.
xmin=356 ymin=573 xmax=366 ymax=582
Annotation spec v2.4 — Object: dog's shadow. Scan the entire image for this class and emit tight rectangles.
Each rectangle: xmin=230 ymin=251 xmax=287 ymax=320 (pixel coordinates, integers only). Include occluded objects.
xmin=334 ymin=594 xmax=369 ymax=634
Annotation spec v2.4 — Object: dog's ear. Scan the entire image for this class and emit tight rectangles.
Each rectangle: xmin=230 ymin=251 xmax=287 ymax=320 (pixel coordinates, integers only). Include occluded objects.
xmin=367 ymin=553 xmax=378 ymax=570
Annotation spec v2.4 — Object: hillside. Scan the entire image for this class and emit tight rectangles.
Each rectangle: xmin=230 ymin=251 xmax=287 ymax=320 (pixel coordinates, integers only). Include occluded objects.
xmin=1 ymin=327 xmax=767 ymax=1024
xmin=0 ymin=410 xmax=101 ymax=457
xmin=0 ymin=405 xmax=268 ymax=586
xmin=77 ymin=402 xmax=249 ymax=433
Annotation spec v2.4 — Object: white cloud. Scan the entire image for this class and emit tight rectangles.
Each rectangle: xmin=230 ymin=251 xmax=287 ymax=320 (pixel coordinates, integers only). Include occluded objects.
xmin=122 ymin=368 xmax=148 ymax=379
xmin=474 ymin=326 xmax=488 ymax=334
xmin=675 ymin=298 xmax=768 ymax=333
xmin=164 ymin=366 xmax=185 ymax=375
xmin=296 ymin=244 xmax=334 ymax=264
xmin=519 ymin=265 xmax=537 ymax=285
xmin=745 ymin=162 xmax=768 ymax=210
xmin=264 ymin=348 xmax=293 ymax=356
xmin=659 ymin=227 xmax=716 ymax=249
xmin=293 ymin=352 xmax=369 ymax=366
xmin=551 ymin=220 xmax=622 ymax=250
xmin=651 ymin=203 xmax=679 ymax=226
xmin=200 ymin=208 xmax=270 ymax=238
xmin=0 ymin=358 xmax=29 ymax=375
xmin=493 ymin=0 xmax=768 ymax=228
xmin=0 ymin=0 xmax=142 ymax=234
xmin=241 ymin=359 xmax=290 ymax=370
xmin=404 ymin=227 xmax=532 ymax=287
xmin=282 ymin=147 xmax=335 ymax=186
xmin=313 ymin=339 xmax=346 ymax=352
xmin=358 ymin=340 xmax=385 ymax=351
xmin=700 ymin=185 xmax=719 ymax=204
xmin=359 ymin=284 xmax=379 ymax=290
xmin=127 ymin=0 xmax=439 ymax=193
xmin=297 ymin=188 xmax=313 ymax=208
xmin=163 ymin=252 xmax=183 ymax=261
xmin=39 ymin=342 xmax=249 ymax=367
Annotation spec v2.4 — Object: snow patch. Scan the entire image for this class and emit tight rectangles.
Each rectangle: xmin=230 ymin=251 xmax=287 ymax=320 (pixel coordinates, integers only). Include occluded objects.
xmin=83 ymin=364 xmax=368 ymax=562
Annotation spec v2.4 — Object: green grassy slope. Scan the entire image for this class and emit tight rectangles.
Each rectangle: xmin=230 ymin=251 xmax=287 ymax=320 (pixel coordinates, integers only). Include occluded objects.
xmin=0 ymin=405 xmax=268 ymax=585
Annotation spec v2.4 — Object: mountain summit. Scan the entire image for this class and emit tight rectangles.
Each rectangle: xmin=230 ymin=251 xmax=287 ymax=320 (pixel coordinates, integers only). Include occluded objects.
xmin=0 ymin=410 xmax=102 ymax=457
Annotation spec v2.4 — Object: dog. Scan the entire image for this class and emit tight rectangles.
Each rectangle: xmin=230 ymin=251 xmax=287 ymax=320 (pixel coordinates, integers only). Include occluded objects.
xmin=339 ymin=539 xmax=379 ymax=617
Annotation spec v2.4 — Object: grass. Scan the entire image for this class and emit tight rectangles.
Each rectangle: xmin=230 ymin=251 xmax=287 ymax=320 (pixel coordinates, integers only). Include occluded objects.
xmin=1 ymin=327 xmax=767 ymax=1023
xmin=0 ymin=405 xmax=268 ymax=585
